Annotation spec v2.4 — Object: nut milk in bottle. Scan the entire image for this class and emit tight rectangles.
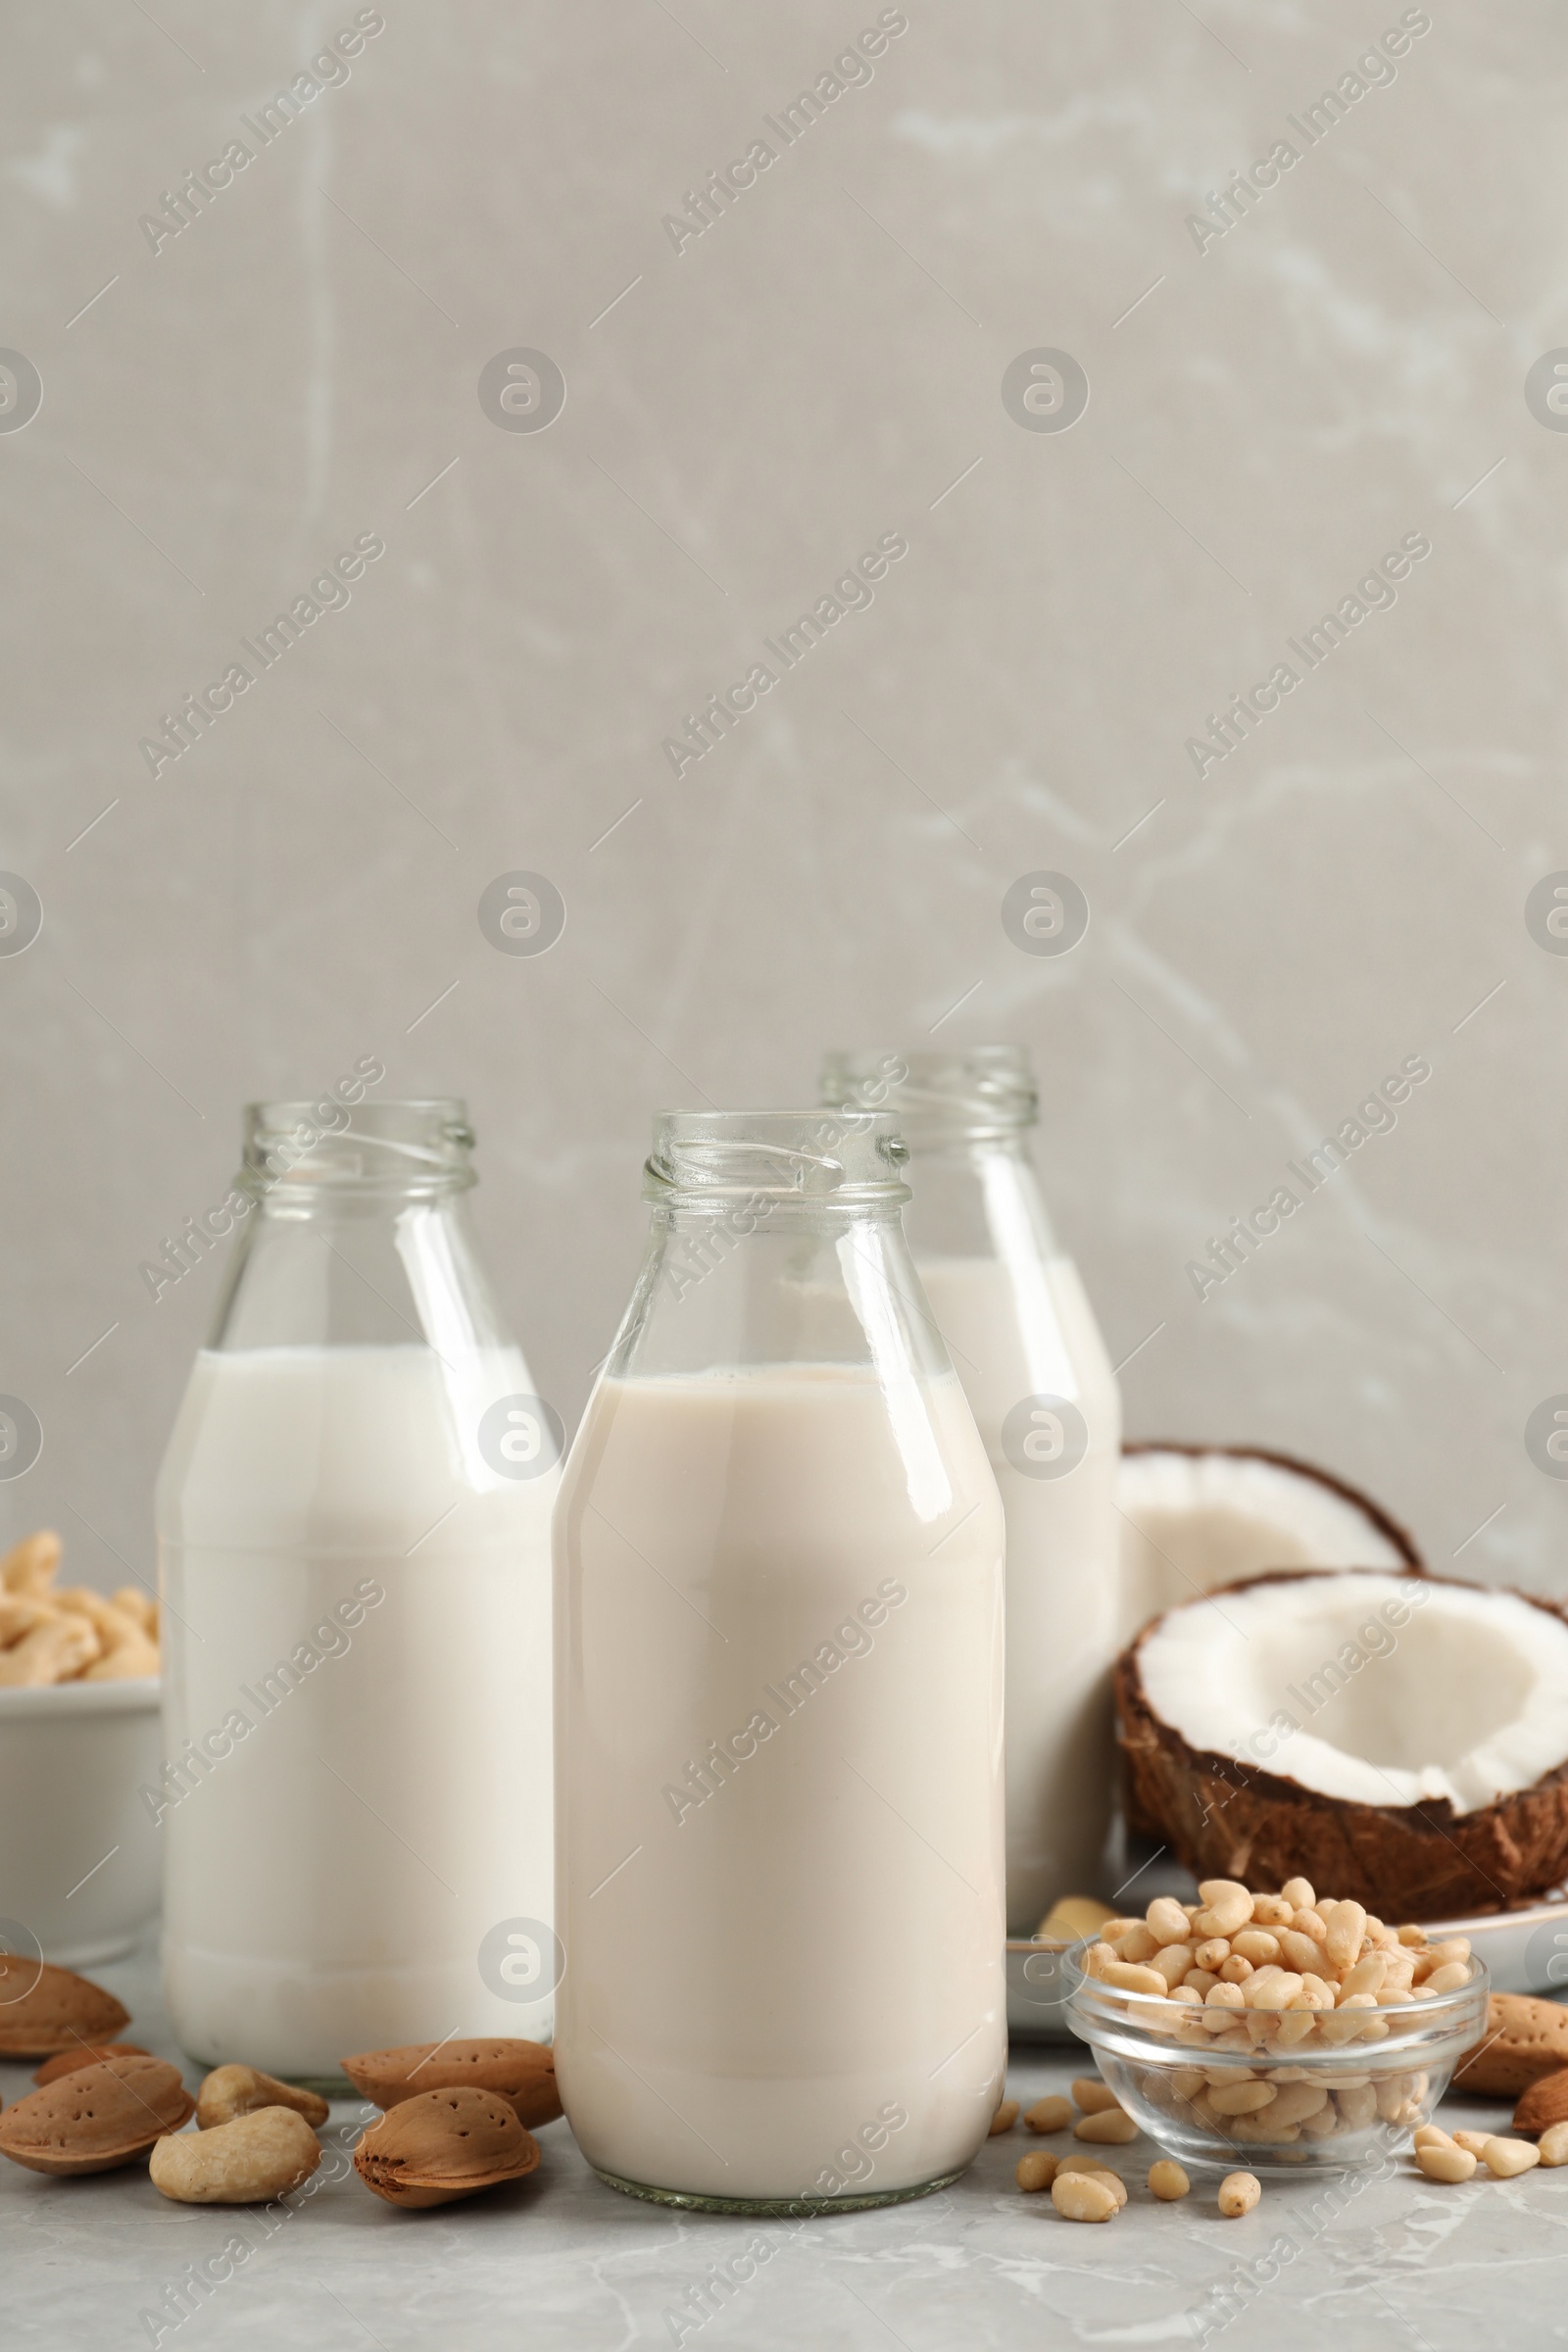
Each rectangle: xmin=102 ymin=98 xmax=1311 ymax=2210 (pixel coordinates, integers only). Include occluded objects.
xmin=824 ymin=1051 xmax=1122 ymax=1934
xmin=156 ymin=1098 xmax=557 ymax=2083
xmin=554 ymin=1109 xmax=1005 ymax=2208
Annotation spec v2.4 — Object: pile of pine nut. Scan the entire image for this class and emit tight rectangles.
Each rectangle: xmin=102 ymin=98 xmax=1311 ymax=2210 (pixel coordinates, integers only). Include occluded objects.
xmin=1080 ymin=1876 xmax=1476 ymax=2147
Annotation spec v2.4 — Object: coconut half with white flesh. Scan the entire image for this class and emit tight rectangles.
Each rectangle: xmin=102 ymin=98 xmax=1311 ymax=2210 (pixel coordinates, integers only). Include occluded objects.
xmin=1116 ymin=1569 xmax=1568 ymax=1918
xmin=1118 ymin=1444 xmax=1419 ymax=1643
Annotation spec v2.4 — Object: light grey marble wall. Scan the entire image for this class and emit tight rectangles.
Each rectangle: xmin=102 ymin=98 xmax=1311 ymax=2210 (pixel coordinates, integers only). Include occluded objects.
xmin=1 ymin=0 xmax=1562 ymax=1596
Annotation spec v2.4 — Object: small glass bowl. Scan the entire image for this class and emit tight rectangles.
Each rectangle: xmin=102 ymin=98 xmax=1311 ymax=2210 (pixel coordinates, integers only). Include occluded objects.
xmin=1065 ymin=1943 xmax=1490 ymax=2174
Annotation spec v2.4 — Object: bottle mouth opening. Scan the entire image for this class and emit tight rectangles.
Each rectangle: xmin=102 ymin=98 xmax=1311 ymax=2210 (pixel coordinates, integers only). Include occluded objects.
xmin=821 ymin=1047 xmax=1038 ymax=1143
xmin=644 ymin=1109 xmax=911 ymax=1205
xmin=241 ymin=1099 xmax=475 ymax=1195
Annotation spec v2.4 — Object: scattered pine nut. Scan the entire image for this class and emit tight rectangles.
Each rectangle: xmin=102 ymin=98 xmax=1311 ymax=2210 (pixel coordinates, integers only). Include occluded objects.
xmin=1539 ymin=2122 xmax=1568 ymax=2167
xmin=1148 ymin=2159 xmax=1190 ymax=2200
xmin=1052 ymin=2170 xmax=1118 ymax=2222
xmin=1023 ymin=2095 xmax=1072 ymax=2134
xmin=1217 ymin=2171 xmax=1261 ymax=2218
xmin=1074 ymin=2107 xmax=1138 ymax=2144
xmin=1412 ymin=2124 xmax=1454 ymax=2150
xmin=1416 ymin=2142 xmax=1476 ymax=2183
xmin=1450 ymin=2130 xmax=1492 ymax=2157
xmin=1482 ymin=2137 xmax=1541 ymax=2179
xmin=1056 ymin=2155 xmax=1126 ymax=2204
xmin=1015 ymin=2150 xmax=1058 ymax=2192
xmin=1071 ymin=2077 xmax=1120 ymax=2115
xmin=989 ymin=2100 xmax=1019 ymax=2136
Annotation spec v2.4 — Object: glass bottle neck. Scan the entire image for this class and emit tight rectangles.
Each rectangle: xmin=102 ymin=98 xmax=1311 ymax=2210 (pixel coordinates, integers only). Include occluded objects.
xmin=206 ymin=1100 xmax=510 ymax=1355
xmin=898 ymin=1131 xmax=1060 ymax=1266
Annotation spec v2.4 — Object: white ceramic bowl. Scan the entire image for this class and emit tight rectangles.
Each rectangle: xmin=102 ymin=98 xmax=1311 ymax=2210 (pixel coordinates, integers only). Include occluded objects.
xmin=0 ymin=1678 xmax=162 ymax=1966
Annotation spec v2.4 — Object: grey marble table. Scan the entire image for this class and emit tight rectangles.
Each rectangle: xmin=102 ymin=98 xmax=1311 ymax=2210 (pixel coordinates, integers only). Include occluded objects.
xmin=3 ymin=1939 xmax=1564 ymax=2352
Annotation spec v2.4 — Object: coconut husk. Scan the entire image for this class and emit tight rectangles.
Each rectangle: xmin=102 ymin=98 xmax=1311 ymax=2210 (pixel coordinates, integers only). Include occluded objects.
xmin=1117 ymin=1447 xmax=1421 ymax=1838
xmin=1115 ymin=1569 xmax=1568 ymax=1920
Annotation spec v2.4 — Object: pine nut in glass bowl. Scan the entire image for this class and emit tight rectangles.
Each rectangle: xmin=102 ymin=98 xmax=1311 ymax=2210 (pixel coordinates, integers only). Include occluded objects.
xmin=1062 ymin=1901 xmax=1490 ymax=2175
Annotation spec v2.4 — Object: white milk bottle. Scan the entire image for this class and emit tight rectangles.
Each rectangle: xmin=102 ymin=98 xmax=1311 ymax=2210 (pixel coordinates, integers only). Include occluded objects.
xmin=156 ymin=1099 xmax=557 ymax=2085
xmin=823 ymin=1051 xmax=1121 ymax=1935
xmin=554 ymin=1110 xmax=1004 ymax=2211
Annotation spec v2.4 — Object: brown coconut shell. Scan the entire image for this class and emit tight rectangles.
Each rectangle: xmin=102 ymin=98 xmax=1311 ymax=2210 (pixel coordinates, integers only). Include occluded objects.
xmin=1117 ymin=1446 xmax=1420 ymax=1838
xmin=0 ymin=1959 xmax=131 ymax=2058
xmin=353 ymin=2086 xmax=541 ymax=2208
xmin=341 ymin=2037 xmax=562 ymax=2128
xmin=0 ymin=2055 xmax=195 ymax=2175
xmin=1116 ymin=1568 xmax=1568 ymax=1920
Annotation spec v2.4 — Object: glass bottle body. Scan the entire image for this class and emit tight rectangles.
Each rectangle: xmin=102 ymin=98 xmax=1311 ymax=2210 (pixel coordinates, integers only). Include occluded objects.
xmin=553 ymin=1113 xmax=1005 ymax=2211
xmin=155 ymin=1102 xmax=556 ymax=2084
xmin=824 ymin=1053 xmax=1122 ymax=1935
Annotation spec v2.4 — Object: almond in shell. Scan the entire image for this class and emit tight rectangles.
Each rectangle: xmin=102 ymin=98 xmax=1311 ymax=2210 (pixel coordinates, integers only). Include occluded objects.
xmin=32 ymin=2043 xmax=149 ymax=2086
xmin=1454 ymin=1994 xmax=1568 ymax=2098
xmin=353 ymin=2086 xmax=540 ymax=2209
xmin=0 ymin=1958 xmax=130 ymax=2058
xmin=1513 ymin=2066 xmax=1568 ymax=2134
xmin=341 ymin=2038 xmax=562 ymax=2129
xmin=0 ymin=2054 xmax=195 ymax=2175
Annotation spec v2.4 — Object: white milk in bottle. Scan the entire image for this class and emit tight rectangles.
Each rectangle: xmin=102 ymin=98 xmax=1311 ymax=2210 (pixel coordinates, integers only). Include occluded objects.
xmin=823 ymin=1051 xmax=1121 ymax=1935
xmin=554 ymin=1111 xmax=1005 ymax=2209
xmin=156 ymin=1099 xmax=557 ymax=2083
